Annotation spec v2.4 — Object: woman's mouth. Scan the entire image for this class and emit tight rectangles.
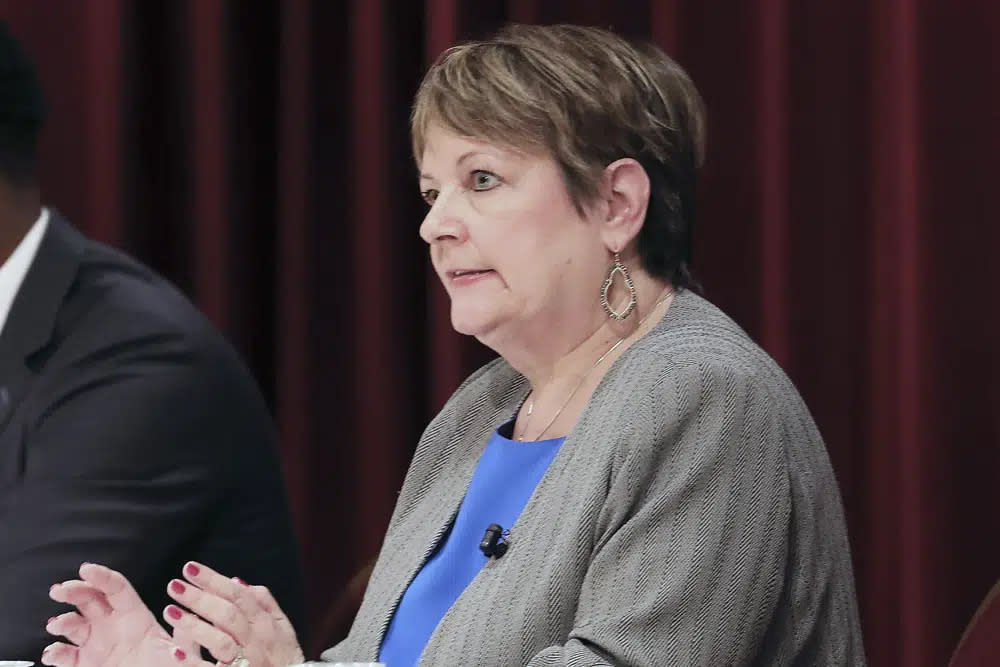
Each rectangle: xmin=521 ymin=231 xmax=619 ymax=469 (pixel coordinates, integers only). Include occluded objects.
xmin=448 ymin=269 xmax=496 ymax=285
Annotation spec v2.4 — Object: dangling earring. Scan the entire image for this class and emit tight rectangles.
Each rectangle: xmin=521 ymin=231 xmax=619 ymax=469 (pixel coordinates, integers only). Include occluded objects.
xmin=601 ymin=252 xmax=637 ymax=320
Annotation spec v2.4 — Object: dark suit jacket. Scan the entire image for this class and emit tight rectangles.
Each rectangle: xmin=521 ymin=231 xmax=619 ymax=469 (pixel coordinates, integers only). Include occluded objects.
xmin=0 ymin=213 xmax=305 ymax=660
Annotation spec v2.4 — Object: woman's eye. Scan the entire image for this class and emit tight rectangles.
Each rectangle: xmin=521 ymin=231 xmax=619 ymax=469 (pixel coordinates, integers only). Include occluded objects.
xmin=471 ymin=170 xmax=500 ymax=191
xmin=421 ymin=189 xmax=439 ymax=206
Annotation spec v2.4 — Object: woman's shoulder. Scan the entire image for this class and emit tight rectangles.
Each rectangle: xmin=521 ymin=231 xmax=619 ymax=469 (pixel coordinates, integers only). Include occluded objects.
xmin=628 ymin=290 xmax=796 ymax=399
xmin=597 ymin=291 xmax=829 ymax=481
xmin=593 ymin=290 xmax=820 ymax=462
xmin=638 ymin=291 xmax=765 ymax=361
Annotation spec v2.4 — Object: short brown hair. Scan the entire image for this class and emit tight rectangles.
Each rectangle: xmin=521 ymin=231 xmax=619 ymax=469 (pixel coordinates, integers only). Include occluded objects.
xmin=411 ymin=23 xmax=706 ymax=289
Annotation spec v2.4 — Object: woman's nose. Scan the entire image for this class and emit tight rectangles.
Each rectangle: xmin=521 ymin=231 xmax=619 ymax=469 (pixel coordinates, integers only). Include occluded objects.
xmin=419 ymin=191 xmax=466 ymax=244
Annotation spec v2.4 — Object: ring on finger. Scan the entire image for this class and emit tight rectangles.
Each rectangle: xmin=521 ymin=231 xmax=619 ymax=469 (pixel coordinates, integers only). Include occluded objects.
xmin=222 ymin=645 xmax=250 ymax=667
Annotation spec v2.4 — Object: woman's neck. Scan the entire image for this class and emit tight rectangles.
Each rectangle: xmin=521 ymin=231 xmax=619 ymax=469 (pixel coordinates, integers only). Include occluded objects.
xmin=505 ymin=271 xmax=672 ymax=398
xmin=503 ymin=272 xmax=673 ymax=441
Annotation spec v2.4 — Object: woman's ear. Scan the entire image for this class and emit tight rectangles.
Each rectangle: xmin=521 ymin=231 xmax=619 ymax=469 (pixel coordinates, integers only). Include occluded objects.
xmin=599 ymin=158 xmax=650 ymax=252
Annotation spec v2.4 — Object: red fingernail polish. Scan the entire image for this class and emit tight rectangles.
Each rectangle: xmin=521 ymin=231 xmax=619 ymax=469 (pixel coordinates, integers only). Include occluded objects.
xmin=185 ymin=562 xmax=200 ymax=577
xmin=234 ymin=577 xmax=248 ymax=586
xmin=170 ymin=580 xmax=186 ymax=594
xmin=167 ymin=605 xmax=183 ymax=620
xmin=173 ymin=647 xmax=187 ymax=661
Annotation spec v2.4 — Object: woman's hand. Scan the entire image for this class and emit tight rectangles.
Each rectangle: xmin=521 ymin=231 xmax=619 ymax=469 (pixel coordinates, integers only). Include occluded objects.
xmin=163 ymin=561 xmax=305 ymax=667
xmin=41 ymin=563 xmax=185 ymax=667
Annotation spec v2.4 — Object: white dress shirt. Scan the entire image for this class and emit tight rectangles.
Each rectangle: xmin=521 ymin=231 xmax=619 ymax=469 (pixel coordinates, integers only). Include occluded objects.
xmin=0 ymin=207 xmax=50 ymax=337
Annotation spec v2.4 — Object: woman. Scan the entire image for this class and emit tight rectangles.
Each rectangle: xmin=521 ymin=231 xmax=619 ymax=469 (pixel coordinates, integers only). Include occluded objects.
xmin=41 ymin=24 xmax=866 ymax=667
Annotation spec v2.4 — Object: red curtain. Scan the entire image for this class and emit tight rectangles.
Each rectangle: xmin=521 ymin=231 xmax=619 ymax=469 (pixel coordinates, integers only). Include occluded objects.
xmin=3 ymin=1 xmax=999 ymax=664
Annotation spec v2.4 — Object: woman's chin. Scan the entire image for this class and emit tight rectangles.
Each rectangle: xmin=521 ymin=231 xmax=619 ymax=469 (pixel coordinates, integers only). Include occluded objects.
xmin=450 ymin=308 xmax=501 ymax=338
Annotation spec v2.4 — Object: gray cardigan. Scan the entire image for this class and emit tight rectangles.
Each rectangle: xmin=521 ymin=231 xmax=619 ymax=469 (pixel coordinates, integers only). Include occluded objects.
xmin=323 ymin=290 xmax=866 ymax=666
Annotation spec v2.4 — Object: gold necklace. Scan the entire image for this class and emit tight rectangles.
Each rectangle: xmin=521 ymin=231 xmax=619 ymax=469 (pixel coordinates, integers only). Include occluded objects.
xmin=516 ymin=289 xmax=673 ymax=441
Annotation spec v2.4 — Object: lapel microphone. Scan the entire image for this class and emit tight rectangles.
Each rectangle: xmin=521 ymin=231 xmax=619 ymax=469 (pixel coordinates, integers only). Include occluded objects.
xmin=479 ymin=523 xmax=509 ymax=558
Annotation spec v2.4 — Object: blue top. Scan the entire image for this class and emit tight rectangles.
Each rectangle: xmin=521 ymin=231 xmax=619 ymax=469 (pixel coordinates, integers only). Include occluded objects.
xmin=379 ymin=422 xmax=564 ymax=666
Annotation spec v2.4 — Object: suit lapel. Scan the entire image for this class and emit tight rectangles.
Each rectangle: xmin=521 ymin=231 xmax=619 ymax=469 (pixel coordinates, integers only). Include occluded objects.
xmin=0 ymin=212 xmax=84 ymax=436
xmin=359 ymin=365 xmax=528 ymax=659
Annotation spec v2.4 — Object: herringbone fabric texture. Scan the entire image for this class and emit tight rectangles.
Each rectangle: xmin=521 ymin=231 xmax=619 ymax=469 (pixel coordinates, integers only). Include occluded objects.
xmin=324 ymin=290 xmax=866 ymax=666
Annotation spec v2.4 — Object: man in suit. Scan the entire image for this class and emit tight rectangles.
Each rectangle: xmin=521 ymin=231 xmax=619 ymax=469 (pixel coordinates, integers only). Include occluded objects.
xmin=0 ymin=23 xmax=304 ymax=660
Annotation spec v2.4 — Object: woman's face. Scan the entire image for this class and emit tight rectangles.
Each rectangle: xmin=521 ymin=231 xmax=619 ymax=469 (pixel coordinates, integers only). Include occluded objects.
xmin=418 ymin=123 xmax=608 ymax=345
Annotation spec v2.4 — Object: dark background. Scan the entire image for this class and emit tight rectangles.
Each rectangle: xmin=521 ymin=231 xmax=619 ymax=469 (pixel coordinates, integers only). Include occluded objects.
xmin=3 ymin=1 xmax=999 ymax=665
